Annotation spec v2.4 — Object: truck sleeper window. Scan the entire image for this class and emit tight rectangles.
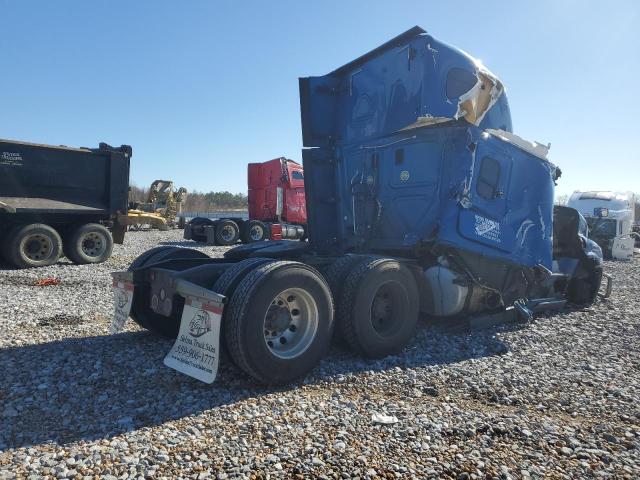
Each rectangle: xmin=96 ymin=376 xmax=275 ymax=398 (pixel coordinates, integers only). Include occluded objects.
xmin=477 ymin=156 xmax=501 ymax=200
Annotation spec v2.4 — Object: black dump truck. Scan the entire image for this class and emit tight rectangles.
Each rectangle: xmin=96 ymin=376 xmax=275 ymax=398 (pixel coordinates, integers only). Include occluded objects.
xmin=0 ymin=139 xmax=131 ymax=268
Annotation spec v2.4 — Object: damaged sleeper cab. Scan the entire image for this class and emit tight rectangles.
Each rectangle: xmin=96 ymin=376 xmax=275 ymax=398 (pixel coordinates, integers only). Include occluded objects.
xmin=111 ymin=26 xmax=608 ymax=385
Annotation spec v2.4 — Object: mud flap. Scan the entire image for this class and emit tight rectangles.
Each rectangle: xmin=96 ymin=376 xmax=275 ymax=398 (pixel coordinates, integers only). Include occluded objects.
xmin=110 ymin=271 xmax=134 ymax=333
xmin=112 ymin=221 xmax=126 ymax=244
xmin=163 ymin=280 xmax=225 ymax=384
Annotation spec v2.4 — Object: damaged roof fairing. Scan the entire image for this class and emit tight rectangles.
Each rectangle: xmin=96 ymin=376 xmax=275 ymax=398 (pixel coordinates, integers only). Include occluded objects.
xmin=299 ymin=26 xmax=513 ymax=149
xmin=453 ymin=66 xmax=505 ymax=127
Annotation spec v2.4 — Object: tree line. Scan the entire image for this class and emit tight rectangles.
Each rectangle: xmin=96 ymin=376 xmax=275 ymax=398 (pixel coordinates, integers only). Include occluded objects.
xmin=129 ymin=184 xmax=247 ymax=211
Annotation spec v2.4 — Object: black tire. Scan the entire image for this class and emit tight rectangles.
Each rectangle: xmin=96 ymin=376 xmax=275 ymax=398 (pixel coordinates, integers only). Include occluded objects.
xmin=128 ymin=247 xmax=210 ymax=337
xmin=241 ymin=220 xmax=267 ymax=243
xmin=215 ymin=219 xmax=240 ymax=246
xmin=128 ymin=246 xmax=176 ymax=271
xmin=567 ymin=258 xmax=603 ymax=306
xmin=64 ymin=223 xmax=114 ymax=265
xmin=322 ymin=254 xmax=374 ymax=343
xmin=188 ymin=217 xmax=214 ymax=243
xmin=337 ymin=258 xmax=419 ymax=358
xmin=224 ymin=261 xmax=333 ymax=384
xmin=188 ymin=217 xmax=210 ymax=226
xmin=4 ymin=223 xmax=62 ymax=269
xmin=323 ymin=254 xmax=371 ymax=298
xmin=211 ymin=257 xmax=277 ymax=361
xmin=212 ymin=257 xmax=276 ymax=298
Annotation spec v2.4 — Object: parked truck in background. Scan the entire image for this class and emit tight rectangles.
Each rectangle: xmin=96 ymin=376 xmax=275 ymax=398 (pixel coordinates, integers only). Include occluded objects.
xmin=567 ymin=191 xmax=636 ymax=260
xmin=184 ymin=157 xmax=306 ymax=245
xmin=113 ymin=27 xmax=607 ymax=385
xmin=0 ymin=139 xmax=131 ymax=268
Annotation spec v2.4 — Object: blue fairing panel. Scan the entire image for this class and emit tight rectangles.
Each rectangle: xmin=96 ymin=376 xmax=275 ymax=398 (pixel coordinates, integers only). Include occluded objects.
xmin=437 ymin=132 xmax=555 ymax=269
xmin=299 ymin=27 xmax=512 ymax=149
xmin=300 ymin=27 xmax=554 ymax=271
xmin=335 ymin=128 xmax=454 ymax=249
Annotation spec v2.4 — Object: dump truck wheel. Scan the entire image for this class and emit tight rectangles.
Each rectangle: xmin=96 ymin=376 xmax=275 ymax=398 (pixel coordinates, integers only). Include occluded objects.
xmin=224 ymin=261 xmax=333 ymax=384
xmin=241 ymin=220 xmax=267 ymax=243
xmin=64 ymin=223 xmax=114 ymax=265
xmin=128 ymin=247 xmax=210 ymax=337
xmin=5 ymin=224 xmax=62 ymax=269
xmin=338 ymin=258 xmax=419 ymax=358
xmin=215 ymin=220 xmax=240 ymax=245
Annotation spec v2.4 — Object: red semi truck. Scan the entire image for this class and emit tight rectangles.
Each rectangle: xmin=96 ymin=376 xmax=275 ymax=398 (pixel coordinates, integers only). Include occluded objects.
xmin=184 ymin=157 xmax=306 ymax=245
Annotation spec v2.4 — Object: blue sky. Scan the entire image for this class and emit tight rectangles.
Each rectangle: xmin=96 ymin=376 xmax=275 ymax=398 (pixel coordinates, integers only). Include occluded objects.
xmin=1 ymin=1 xmax=638 ymax=197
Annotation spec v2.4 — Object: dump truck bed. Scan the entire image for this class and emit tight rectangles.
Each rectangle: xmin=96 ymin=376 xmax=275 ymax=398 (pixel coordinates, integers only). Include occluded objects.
xmin=0 ymin=139 xmax=131 ymax=217
xmin=0 ymin=196 xmax=108 ymax=214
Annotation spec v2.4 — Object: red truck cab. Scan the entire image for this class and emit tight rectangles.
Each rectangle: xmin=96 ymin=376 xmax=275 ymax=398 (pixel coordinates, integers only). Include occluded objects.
xmin=247 ymin=157 xmax=306 ymax=225
xmin=184 ymin=157 xmax=306 ymax=245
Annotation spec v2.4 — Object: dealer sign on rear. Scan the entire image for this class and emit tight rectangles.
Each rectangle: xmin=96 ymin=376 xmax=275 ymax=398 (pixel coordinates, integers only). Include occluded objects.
xmin=164 ymin=296 xmax=223 ymax=384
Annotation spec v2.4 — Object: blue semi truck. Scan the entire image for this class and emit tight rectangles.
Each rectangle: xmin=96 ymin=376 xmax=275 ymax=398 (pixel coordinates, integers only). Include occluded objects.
xmin=112 ymin=27 xmax=607 ymax=385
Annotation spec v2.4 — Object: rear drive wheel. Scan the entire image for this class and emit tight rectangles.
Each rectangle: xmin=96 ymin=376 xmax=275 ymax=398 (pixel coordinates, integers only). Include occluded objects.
xmin=212 ymin=257 xmax=277 ymax=360
xmin=224 ymin=261 xmax=333 ymax=384
xmin=128 ymin=247 xmax=210 ymax=337
xmin=241 ymin=220 xmax=267 ymax=243
xmin=215 ymin=220 xmax=240 ymax=245
xmin=337 ymin=258 xmax=419 ymax=358
xmin=212 ymin=257 xmax=276 ymax=298
xmin=322 ymin=254 xmax=373 ymax=343
xmin=128 ymin=246 xmax=175 ymax=270
xmin=5 ymin=223 xmax=62 ymax=269
xmin=64 ymin=223 xmax=113 ymax=264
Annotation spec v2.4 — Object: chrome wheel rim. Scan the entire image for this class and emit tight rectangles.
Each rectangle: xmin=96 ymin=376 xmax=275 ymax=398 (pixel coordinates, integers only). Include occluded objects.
xmin=220 ymin=225 xmax=236 ymax=242
xmin=263 ymin=287 xmax=319 ymax=359
xmin=249 ymin=225 xmax=264 ymax=241
xmin=22 ymin=234 xmax=54 ymax=261
xmin=80 ymin=232 xmax=107 ymax=258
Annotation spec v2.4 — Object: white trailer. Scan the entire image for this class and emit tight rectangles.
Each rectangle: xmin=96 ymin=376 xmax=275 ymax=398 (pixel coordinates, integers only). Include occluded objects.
xmin=567 ymin=191 xmax=636 ymax=260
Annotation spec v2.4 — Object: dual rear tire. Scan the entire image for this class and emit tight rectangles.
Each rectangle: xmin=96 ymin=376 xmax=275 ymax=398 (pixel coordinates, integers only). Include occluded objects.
xmin=128 ymin=249 xmax=333 ymax=385
xmin=187 ymin=218 xmax=268 ymax=245
xmin=1 ymin=222 xmax=113 ymax=268
xmin=2 ymin=224 xmax=63 ymax=269
xmin=222 ymin=261 xmax=333 ymax=384
xmin=334 ymin=258 xmax=419 ymax=358
xmin=240 ymin=220 xmax=267 ymax=243
xmin=212 ymin=255 xmax=418 ymax=380
xmin=64 ymin=223 xmax=113 ymax=265
xmin=127 ymin=247 xmax=418 ymax=384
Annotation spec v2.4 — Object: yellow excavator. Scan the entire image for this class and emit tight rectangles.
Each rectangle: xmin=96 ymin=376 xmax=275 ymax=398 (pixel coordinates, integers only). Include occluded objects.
xmin=121 ymin=180 xmax=187 ymax=231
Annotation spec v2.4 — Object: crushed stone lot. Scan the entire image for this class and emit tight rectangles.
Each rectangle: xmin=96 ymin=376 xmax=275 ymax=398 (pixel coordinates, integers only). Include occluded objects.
xmin=0 ymin=230 xmax=638 ymax=479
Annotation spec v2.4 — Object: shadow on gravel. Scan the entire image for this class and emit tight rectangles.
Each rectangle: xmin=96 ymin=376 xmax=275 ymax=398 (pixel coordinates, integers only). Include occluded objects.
xmin=0 ymin=320 xmax=511 ymax=451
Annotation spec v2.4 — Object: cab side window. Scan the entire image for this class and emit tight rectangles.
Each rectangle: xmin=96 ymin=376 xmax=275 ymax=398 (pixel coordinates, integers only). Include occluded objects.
xmin=477 ymin=156 xmax=501 ymax=200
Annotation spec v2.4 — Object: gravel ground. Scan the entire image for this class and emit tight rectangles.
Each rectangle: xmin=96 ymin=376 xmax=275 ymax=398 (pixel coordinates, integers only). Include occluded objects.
xmin=1 ymin=230 xmax=638 ymax=479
